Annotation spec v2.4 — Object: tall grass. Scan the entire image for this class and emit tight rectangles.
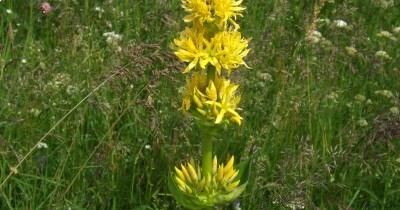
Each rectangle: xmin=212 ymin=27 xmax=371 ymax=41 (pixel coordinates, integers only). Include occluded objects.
xmin=1 ymin=0 xmax=399 ymax=209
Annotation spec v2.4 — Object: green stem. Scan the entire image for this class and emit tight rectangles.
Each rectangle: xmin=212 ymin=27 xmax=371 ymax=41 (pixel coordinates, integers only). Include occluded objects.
xmin=201 ymin=131 xmax=213 ymax=177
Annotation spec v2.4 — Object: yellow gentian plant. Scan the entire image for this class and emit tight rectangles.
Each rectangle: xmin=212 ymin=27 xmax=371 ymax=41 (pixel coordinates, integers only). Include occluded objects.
xmin=169 ymin=0 xmax=250 ymax=209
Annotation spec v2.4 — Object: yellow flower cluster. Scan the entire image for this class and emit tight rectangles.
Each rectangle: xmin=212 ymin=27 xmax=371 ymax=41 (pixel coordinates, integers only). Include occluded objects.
xmin=175 ymin=0 xmax=249 ymax=126
xmin=182 ymin=73 xmax=242 ymax=125
xmin=174 ymin=156 xmax=240 ymax=194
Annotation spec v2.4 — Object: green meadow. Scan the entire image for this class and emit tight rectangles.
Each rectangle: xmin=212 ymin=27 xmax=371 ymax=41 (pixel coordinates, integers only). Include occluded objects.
xmin=1 ymin=0 xmax=400 ymax=209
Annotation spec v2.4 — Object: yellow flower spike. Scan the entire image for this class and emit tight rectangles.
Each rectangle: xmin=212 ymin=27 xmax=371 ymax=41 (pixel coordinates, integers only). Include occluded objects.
xmin=212 ymin=156 xmax=218 ymax=174
xmin=206 ymin=81 xmax=218 ymax=101
xmin=175 ymin=166 xmax=186 ymax=182
xmin=187 ymin=163 xmax=199 ymax=182
xmin=181 ymin=164 xmax=192 ymax=183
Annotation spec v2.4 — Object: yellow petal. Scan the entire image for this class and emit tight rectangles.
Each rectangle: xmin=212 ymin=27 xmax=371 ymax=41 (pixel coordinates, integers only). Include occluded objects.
xmin=175 ymin=176 xmax=186 ymax=190
xmin=206 ymin=81 xmax=217 ymax=101
xmin=187 ymin=163 xmax=199 ymax=182
xmin=224 ymin=156 xmax=235 ymax=174
xmin=225 ymin=180 xmax=240 ymax=192
xmin=175 ymin=166 xmax=185 ymax=182
xmin=212 ymin=156 xmax=218 ymax=174
xmin=181 ymin=164 xmax=192 ymax=183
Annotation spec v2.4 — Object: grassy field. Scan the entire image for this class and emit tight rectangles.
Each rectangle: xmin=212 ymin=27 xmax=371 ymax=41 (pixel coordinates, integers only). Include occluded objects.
xmin=1 ymin=0 xmax=400 ymax=209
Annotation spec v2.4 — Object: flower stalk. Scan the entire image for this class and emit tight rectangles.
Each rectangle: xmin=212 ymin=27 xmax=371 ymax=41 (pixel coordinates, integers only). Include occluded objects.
xmin=169 ymin=0 xmax=251 ymax=209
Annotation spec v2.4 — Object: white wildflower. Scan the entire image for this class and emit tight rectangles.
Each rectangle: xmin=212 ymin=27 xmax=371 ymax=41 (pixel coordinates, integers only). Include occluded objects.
xmin=307 ymin=30 xmax=323 ymax=43
xmin=393 ymin=27 xmax=400 ymax=34
xmin=37 ymin=142 xmax=48 ymax=149
xmin=144 ymin=144 xmax=151 ymax=150
xmin=354 ymin=94 xmax=366 ymax=102
xmin=21 ymin=58 xmax=27 ymax=64
xmin=375 ymin=90 xmax=394 ymax=98
xmin=29 ymin=108 xmax=41 ymax=117
xmin=333 ymin=19 xmax=348 ymax=28
xmin=377 ymin=30 xmax=397 ymax=41
xmin=357 ymin=119 xmax=368 ymax=127
xmin=375 ymin=50 xmax=391 ymax=60
xmin=6 ymin=9 xmax=12 ymax=14
xmin=66 ymin=85 xmax=79 ymax=95
xmin=327 ymin=91 xmax=339 ymax=103
xmin=390 ymin=107 xmax=399 ymax=116
xmin=345 ymin=46 xmax=358 ymax=56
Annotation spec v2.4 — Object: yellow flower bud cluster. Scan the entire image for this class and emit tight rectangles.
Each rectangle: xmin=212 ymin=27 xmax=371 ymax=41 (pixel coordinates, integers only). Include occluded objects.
xmin=182 ymin=73 xmax=242 ymax=125
xmin=175 ymin=0 xmax=249 ymax=126
xmin=174 ymin=156 xmax=240 ymax=196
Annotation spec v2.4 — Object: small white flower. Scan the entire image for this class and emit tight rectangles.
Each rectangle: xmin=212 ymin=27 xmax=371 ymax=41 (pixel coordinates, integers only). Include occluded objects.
xmin=37 ymin=142 xmax=48 ymax=149
xmin=333 ymin=19 xmax=348 ymax=28
xmin=375 ymin=50 xmax=391 ymax=60
xmin=393 ymin=26 xmax=400 ymax=34
xmin=345 ymin=46 xmax=358 ymax=56
xmin=375 ymin=90 xmax=394 ymax=98
xmin=377 ymin=30 xmax=397 ymax=41
xmin=390 ymin=107 xmax=399 ymax=116
xmin=357 ymin=119 xmax=368 ymax=127
xmin=354 ymin=94 xmax=366 ymax=102
xmin=21 ymin=58 xmax=27 ymax=64
xmin=6 ymin=9 xmax=12 ymax=14
xmin=29 ymin=108 xmax=41 ymax=117
xmin=307 ymin=30 xmax=323 ymax=43
xmin=144 ymin=144 xmax=151 ymax=150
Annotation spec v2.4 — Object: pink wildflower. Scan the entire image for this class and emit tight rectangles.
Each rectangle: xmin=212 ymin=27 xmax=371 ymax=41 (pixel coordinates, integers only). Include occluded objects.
xmin=40 ymin=2 xmax=52 ymax=15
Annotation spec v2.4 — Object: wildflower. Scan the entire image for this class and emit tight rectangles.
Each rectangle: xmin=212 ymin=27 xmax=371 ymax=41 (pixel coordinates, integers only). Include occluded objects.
xmin=37 ymin=142 xmax=48 ymax=149
xmin=171 ymin=156 xmax=246 ymax=208
xmin=6 ymin=9 xmax=12 ymax=14
xmin=213 ymin=0 xmax=246 ymax=30
xmin=354 ymin=94 xmax=366 ymax=103
xmin=377 ymin=30 xmax=397 ymax=41
xmin=390 ymin=107 xmax=399 ymax=116
xmin=345 ymin=46 xmax=358 ymax=56
xmin=211 ymin=31 xmax=250 ymax=74
xmin=357 ymin=119 xmax=368 ymax=127
xmin=21 ymin=58 xmax=27 ymax=64
xmin=393 ymin=26 xmax=400 ymax=34
xmin=182 ymin=74 xmax=242 ymax=125
xmin=375 ymin=50 xmax=391 ymax=60
xmin=29 ymin=108 xmax=41 ymax=117
xmin=333 ymin=19 xmax=348 ymax=28
xmin=374 ymin=90 xmax=394 ymax=98
xmin=174 ymin=27 xmax=213 ymax=73
xmin=40 ymin=2 xmax=52 ymax=15
xmin=307 ymin=30 xmax=323 ymax=43
xmin=181 ymin=0 xmax=213 ymax=23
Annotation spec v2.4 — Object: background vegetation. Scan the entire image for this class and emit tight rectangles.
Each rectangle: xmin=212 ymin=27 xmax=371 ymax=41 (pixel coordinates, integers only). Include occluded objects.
xmin=1 ymin=0 xmax=399 ymax=209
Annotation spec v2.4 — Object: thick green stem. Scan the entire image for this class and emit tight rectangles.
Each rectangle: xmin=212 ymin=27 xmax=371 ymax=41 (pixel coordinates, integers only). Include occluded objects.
xmin=201 ymin=131 xmax=213 ymax=177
